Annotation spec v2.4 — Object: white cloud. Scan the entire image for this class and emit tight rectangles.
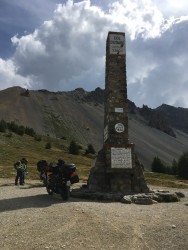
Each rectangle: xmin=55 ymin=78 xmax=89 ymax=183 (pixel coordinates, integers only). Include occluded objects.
xmin=7 ymin=0 xmax=165 ymax=90
xmin=127 ymin=18 xmax=188 ymax=108
xmin=10 ymin=0 xmax=112 ymax=90
xmin=0 ymin=58 xmax=30 ymax=89
xmin=109 ymin=0 xmax=164 ymax=39
xmin=0 ymin=0 xmax=188 ymax=108
xmin=153 ymin=0 xmax=188 ymax=18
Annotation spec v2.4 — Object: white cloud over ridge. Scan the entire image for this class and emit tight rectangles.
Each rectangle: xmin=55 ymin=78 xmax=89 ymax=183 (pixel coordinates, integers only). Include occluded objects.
xmin=0 ymin=0 xmax=188 ymax=108
xmin=11 ymin=0 xmax=111 ymax=90
xmin=0 ymin=58 xmax=31 ymax=90
xmin=127 ymin=18 xmax=188 ymax=108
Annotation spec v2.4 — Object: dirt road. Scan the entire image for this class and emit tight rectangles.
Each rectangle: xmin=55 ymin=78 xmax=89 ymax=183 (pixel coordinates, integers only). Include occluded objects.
xmin=0 ymin=179 xmax=188 ymax=250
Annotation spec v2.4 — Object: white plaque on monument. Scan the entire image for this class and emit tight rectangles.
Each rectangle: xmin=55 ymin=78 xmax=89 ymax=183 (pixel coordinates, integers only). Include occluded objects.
xmin=115 ymin=107 xmax=123 ymax=113
xmin=115 ymin=123 xmax=124 ymax=133
xmin=111 ymin=147 xmax=132 ymax=168
xmin=109 ymin=34 xmax=125 ymax=55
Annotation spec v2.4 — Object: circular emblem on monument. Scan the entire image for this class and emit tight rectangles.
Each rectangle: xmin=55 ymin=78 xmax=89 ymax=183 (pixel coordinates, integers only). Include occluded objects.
xmin=115 ymin=123 xmax=124 ymax=133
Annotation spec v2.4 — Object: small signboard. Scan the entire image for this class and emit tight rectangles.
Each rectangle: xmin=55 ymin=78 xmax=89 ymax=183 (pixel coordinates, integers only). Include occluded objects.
xmin=115 ymin=107 xmax=123 ymax=113
xmin=115 ymin=123 xmax=124 ymax=133
xmin=109 ymin=34 xmax=125 ymax=55
xmin=111 ymin=147 xmax=132 ymax=168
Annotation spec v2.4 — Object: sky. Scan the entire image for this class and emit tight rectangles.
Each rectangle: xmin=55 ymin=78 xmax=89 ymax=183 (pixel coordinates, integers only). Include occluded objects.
xmin=0 ymin=0 xmax=188 ymax=108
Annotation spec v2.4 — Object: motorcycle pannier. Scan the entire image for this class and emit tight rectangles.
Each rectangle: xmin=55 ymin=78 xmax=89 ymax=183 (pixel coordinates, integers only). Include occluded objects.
xmin=60 ymin=164 xmax=76 ymax=175
xmin=70 ymin=172 xmax=79 ymax=184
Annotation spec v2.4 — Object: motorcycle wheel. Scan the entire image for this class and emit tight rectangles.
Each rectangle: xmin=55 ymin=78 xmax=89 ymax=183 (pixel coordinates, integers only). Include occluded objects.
xmin=46 ymin=185 xmax=53 ymax=195
xmin=61 ymin=184 xmax=70 ymax=201
xmin=43 ymin=178 xmax=47 ymax=186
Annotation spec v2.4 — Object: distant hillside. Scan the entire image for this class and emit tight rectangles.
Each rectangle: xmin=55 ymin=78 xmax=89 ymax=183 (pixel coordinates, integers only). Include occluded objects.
xmin=0 ymin=86 xmax=104 ymax=150
xmin=156 ymin=104 xmax=188 ymax=134
xmin=0 ymin=86 xmax=188 ymax=170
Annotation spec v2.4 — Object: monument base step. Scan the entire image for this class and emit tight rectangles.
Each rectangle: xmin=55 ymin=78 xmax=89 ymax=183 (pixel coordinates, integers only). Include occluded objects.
xmin=70 ymin=186 xmax=182 ymax=204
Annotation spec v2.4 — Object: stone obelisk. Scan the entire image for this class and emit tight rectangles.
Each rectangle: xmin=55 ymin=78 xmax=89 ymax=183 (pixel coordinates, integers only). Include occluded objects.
xmin=87 ymin=31 xmax=149 ymax=194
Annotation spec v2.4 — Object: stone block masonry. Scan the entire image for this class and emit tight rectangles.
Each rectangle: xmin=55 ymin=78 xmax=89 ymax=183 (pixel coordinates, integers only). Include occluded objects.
xmin=87 ymin=31 xmax=149 ymax=194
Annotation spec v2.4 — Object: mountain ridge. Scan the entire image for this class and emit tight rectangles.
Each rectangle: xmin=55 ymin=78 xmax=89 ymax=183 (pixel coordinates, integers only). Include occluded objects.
xmin=0 ymin=86 xmax=188 ymax=170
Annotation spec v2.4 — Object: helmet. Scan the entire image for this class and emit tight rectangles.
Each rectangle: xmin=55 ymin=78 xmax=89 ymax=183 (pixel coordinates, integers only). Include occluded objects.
xmin=58 ymin=159 xmax=65 ymax=165
xmin=21 ymin=158 xmax=28 ymax=164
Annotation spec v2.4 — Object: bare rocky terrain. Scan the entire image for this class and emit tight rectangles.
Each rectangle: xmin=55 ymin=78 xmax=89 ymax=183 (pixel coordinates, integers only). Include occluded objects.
xmin=0 ymin=178 xmax=188 ymax=250
xmin=0 ymin=86 xmax=188 ymax=170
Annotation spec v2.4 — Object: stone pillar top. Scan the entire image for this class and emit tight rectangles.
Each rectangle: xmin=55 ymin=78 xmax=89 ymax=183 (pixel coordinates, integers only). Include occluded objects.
xmin=104 ymin=31 xmax=128 ymax=145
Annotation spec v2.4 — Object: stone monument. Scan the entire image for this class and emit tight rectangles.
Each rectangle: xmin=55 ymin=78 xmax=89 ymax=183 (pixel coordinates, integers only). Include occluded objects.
xmin=87 ymin=31 xmax=149 ymax=194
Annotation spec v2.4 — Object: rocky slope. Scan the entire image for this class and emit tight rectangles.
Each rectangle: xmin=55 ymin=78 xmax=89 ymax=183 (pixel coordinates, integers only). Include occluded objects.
xmin=0 ymin=86 xmax=188 ymax=170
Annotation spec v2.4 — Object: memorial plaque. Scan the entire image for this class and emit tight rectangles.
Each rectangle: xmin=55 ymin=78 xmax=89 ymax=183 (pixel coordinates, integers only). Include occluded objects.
xmin=111 ymin=147 xmax=132 ymax=169
xmin=109 ymin=34 xmax=125 ymax=55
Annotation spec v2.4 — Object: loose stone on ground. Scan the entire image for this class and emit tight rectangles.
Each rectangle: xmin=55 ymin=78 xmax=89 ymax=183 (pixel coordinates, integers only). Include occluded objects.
xmin=71 ymin=186 xmax=184 ymax=205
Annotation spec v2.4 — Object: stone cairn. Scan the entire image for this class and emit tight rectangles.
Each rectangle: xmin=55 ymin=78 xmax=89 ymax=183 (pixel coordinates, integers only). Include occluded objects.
xmin=71 ymin=32 xmax=184 ymax=204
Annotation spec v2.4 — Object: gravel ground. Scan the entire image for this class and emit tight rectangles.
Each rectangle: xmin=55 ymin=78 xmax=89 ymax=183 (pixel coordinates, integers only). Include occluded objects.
xmin=0 ymin=178 xmax=188 ymax=250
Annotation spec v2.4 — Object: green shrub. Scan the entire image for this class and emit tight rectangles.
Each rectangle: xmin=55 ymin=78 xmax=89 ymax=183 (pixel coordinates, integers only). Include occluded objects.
xmin=0 ymin=119 xmax=7 ymax=132
xmin=25 ymin=127 xmax=36 ymax=137
xmin=61 ymin=136 xmax=67 ymax=140
xmin=45 ymin=142 xmax=52 ymax=149
xmin=177 ymin=152 xmax=188 ymax=179
xmin=17 ymin=125 xmax=25 ymax=136
xmin=5 ymin=132 xmax=12 ymax=138
xmin=68 ymin=140 xmax=79 ymax=155
xmin=34 ymin=135 xmax=42 ymax=141
xmin=85 ymin=143 xmax=96 ymax=155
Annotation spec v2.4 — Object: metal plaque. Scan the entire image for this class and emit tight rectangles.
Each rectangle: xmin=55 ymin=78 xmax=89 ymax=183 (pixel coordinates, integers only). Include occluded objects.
xmin=111 ymin=147 xmax=132 ymax=168
xmin=115 ymin=123 xmax=124 ymax=133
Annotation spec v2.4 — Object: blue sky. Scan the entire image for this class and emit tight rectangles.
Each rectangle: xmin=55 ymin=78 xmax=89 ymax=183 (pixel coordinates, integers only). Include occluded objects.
xmin=0 ymin=0 xmax=188 ymax=108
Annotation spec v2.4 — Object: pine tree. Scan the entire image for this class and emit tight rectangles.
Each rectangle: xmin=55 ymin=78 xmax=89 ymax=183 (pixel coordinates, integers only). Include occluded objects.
xmin=151 ymin=156 xmax=165 ymax=173
xmin=178 ymin=152 xmax=188 ymax=179
xmin=85 ymin=143 xmax=96 ymax=155
xmin=171 ymin=159 xmax=178 ymax=175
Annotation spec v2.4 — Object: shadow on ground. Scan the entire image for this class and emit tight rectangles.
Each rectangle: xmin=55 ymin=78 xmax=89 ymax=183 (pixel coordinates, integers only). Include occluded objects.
xmin=0 ymin=193 xmax=66 ymax=212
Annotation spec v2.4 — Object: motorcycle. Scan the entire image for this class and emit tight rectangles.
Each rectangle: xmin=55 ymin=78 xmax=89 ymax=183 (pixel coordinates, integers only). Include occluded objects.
xmin=46 ymin=163 xmax=79 ymax=201
xmin=37 ymin=160 xmax=49 ymax=186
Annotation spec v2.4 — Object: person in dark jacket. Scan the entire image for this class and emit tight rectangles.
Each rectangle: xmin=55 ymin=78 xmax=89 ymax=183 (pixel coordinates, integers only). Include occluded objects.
xmin=14 ymin=158 xmax=28 ymax=185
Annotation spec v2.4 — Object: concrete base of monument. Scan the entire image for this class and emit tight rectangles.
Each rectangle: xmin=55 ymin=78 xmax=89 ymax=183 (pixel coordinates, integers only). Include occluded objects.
xmin=83 ymin=148 xmax=149 ymax=196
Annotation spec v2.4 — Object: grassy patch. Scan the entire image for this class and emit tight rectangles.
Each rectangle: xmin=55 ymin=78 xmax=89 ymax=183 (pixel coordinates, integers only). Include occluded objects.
xmin=145 ymin=172 xmax=188 ymax=189
xmin=1 ymin=131 xmax=188 ymax=189
xmin=0 ymin=132 xmax=93 ymax=181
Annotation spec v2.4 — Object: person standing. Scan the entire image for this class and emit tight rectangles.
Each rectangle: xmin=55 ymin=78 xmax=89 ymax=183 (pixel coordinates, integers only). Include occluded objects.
xmin=14 ymin=158 xmax=28 ymax=185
